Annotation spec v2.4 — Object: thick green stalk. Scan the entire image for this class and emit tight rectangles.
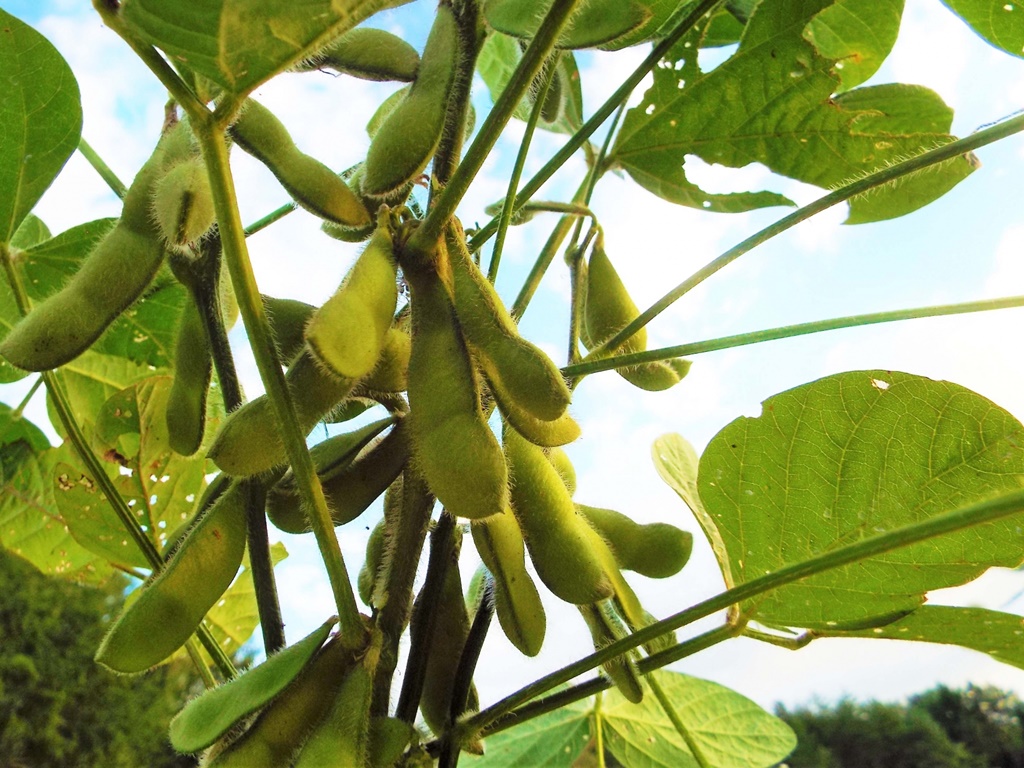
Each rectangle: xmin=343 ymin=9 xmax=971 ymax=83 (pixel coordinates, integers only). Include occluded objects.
xmin=563 ymin=294 xmax=1024 ymax=377
xmin=78 ymin=138 xmax=127 ymax=198
xmin=454 ymin=486 xmax=1024 ymax=740
xmin=193 ymin=126 xmax=364 ymax=649
xmin=585 ymin=113 xmax=1024 ymax=363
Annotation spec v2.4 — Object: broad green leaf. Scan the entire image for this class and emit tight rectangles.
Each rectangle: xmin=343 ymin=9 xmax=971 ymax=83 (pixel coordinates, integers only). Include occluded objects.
xmin=10 ymin=214 xmax=51 ymax=249
xmin=602 ymin=671 xmax=796 ymax=768
xmin=462 ymin=699 xmax=592 ymax=766
xmin=204 ymin=541 xmax=289 ymax=656
xmin=612 ymin=0 xmax=976 ymax=222
xmin=0 ymin=10 xmax=82 ymax=242
xmin=941 ymin=0 xmax=1024 ymax=59
xmin=0 ymin=441 xmax=111 ymax=584
xmin=821 ymin=605 xmax=1024 ymax=670
xmin=476 ymin=33 xmax=584 ymax=135
xmin=120 ymin=0 xmax=415 ymax=97
xmin=804 ymin=0 xmax=904 ymax=90
xmin=0 ymin=403 xmax=48 ymax=452
xmin=652 ymin=433 xmax=735 ymax=588
xmin=698 ymin=370 xmax=1024 ymax=630
xmin=94 ymin=377 xmax=207 ymax=551
xmin=52 ymin=460 xmax=150 ymax=569
xmin=170 ymin=615 xmax=335 ymax=753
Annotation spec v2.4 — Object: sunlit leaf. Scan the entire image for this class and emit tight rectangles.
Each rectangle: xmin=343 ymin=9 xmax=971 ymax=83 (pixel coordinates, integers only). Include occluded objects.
xmin=699 ymin=370 xmax=1024 ymax=630
xmin=803 ymin=0 xmax=904 ymax=90
xmin=0 ymin=9 xmax=82 ymax=242
xmin=10 ymin=214 xmax=51 ymax=250
xmin=941 ymin=0 xmax=1024 ymax=59
xmin=462 ymin=699 xmax=592 ymax=766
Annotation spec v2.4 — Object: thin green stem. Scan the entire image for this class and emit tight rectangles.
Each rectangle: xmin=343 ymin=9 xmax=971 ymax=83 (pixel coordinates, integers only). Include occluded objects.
xmin=648 ymin=674 xmax=711 ymax=768
xmin=467 ymin=0 xmax=724 ymax=251
xmin=193 ymin=125 xmax=364 ymax=649
xmin=244 ymin=201 xmax=297 ymax=237
xmin=565 ymin=227 xmax=597 ymax=367
xmin=184 ymin=638 xmax=217 ymax=689
xmin=584 ymin=113 xmax=1024 ymax=364
xmin=743 ymin=627 xmax=815 ymax=650
xmin=594 ymin=692 xmax=606 ymax=768
xmin=454 ymin=487 xmax=1024 ymax=740
xmin=563 ymin=294 xmax=1024 ymax=377
xmin=78 ymin=138 xmax=127 ymax=198
xmin=409 ymin=0 xmax=584 ymax=252
xmin=12 ymin=376 xmax=43 ymax=417
xmin=566 ymin=100 xmax=626 ymax=255
xmin=488 ymin=57 xmax=557 ymax=283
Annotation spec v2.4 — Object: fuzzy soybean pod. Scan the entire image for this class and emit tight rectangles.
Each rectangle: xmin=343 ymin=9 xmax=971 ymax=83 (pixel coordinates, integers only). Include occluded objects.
xmin=503 ymin=423 xmax=613 ymax=605
xmin=95 ymin=483 xmax=247 ymax=674
xmin=0 ymin=142 xmax=168 ymax=372
xmin=298 ymin=27 xmax=420 ymax=82
xmin=361 ymin=5 xmax=458 ymax=197
xmin=358 ymin=517 xmax=388 ymax=608
xmin=169 ymin=618 xmax=337 ymax=753
xmin=361 ymin=326 xmax=411 ymax=393
xmin=230 ymin=98 xmax=370 ymax=227
xmin=207 ymin=636 xmax=358 ymax=768
xmin=547 ymin=446 xmax=576 ymax=496
xmin=292 ymin=656 xmax=374 ymax=768
xmin=305 ymin=219 xmax=398 ymax=380
xmin=152 ymin=156 xmax=216 ymax=247
xmin=406 ymin=261 xmax=508 ymax=520
xmin=166 ymin=299 xmax=213 ymax=456
xmin=263 ymin=295 xmax=315 ymax=365
xmin=208 ymin=350 xmax=358 ymax=476
xmin=582 ymin=238 xmax=691 ymax=391
xmin=578 ymin=503 xmax=693 ymax=579
xmin=471 ymin=507 xmax=547 ymax=656
xmin=578 ymin=602 xmax=644 ymax=704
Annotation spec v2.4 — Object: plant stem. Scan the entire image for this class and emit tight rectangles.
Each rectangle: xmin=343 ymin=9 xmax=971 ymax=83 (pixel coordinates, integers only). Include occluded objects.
xmin=594 ymin=692 xmax=606 ymax=768
xmin=193 ymin=126 xmax=364 ymax=649
xmin=648 ymin=674 xmax=712 ymax=768
xmin=454 ymin=486 xmax=1024 ymax=741
xmin=12 ymin=376 xmax=43 ymax=417
xmin=743 ymin=627 xmax=815 ymax=650
xmin=488 ymin=57 xmax=557 ymax=283
xmin=565 ymin=227 xmax=597 ymax=368
xmin=78 ymin=138 xmax=128 ymax=198
xmin=563 ymin=294 xmax=1024 ymax=377
xmin=243 ymin=201 xmax=297 ymax=237
xmin=396 ymin=512 xmax=458 ymax=723
xmin=583 ymin=112 xmax=1024 ymax=363
xmin=184 ymin=638 xmax=217 ymax=689
xmin=467 ymin=0 xmax=724 ymax=251
xmin=409 ymin=0 xmax=584 ymax=252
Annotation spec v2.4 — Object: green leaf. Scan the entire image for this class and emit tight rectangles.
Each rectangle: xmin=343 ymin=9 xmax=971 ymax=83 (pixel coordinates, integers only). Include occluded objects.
xmin=10 ymin=214 xmax=52 ymax=250
xmin=93 ymin=377 xmax=207 ymax=552
xmin=0 ymin=402 xmax=48 ymax=453
xmin=698 ymin=370 xmax=1024 ymax=630
xmin=820 ymin=605 xmax=1024 ymax=670
xmin=0 ymin=10 xmax=82 ymax=242
xmin=462 ymin=699 xmax=592 ymax=766
xmin=612 ymin=0 xmax=976 ymax=222
xmin=941 ymin=0 xmax=1024 ymax=59
xmin=803 ymin=0 xmax=905 ymax=90
xmin=602 ymin=671 xmax=796 ymax=768
xmin=652 ymin=433 xmax=735 ymax=589
xmin=120 ymin=0 xmax=415 ymax=96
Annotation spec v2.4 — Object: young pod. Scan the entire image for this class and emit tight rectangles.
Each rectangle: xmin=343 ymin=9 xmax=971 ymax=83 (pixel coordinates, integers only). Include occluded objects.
xmin=166 ymin=298 xmax=213 ymax=456
xmin=368 ymin=717 xmax=416 ymax=768
xmin=547 ymin=446 xmax=576 ymax=496
xmin=484 ymin=0 xmax=650 ymax=49
xmin=362 ymin=5 xmax=458 ymax=197
xmin=298 ymin=27 xmax=420 ymax=82
xmin=95 ymin=483 xmax=247 ymax=674
xmin=358 ymin=517 xmax=388 ymax=608
xmin=582 ymin=237 xmax=691 ymax=391
xmin=0 ymin=138 xmax=169 ymax=372
xmin=577 ymin=503 xmax=693 ymax=579
xmin=292 ymin=656 xmax=375 ymax=768
xmin=208 ymin=350 xmax=357 ymax=477
xmin=471 ymin=507 xmax=547 ymax=656
xmin=361 ymin=326 xmax=411 ymax=393
xmin=262 ymin=295 xmax=315 ymax=365
xmin=230 ymin=98 xmax=370 ymax=227
xmin=578 ymin=602 xmax=644 ymax=704
xmin=170 ymin=618 xmax=337 ymax=753
xmin=152 ymin=157 xmax=216 ymax=247
xmin=305 ymin=219 xmax=398 ymax=380
xmin=406 ymin=258 xmax=508 ymax=520
xmin=503 ymin=422 xmax=612 ymax=605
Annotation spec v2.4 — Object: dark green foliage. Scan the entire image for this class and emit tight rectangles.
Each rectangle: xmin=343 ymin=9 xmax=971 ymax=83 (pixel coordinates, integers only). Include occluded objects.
xmin=0 ymin=552 xmax=197 ymax=768
xmin=912 ymin=685 xmax=1024 ymax=768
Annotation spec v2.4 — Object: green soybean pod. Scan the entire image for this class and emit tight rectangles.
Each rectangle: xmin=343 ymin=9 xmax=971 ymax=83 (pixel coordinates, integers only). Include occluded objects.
xmin=298 ymin=27 xmax=420 ymax=82
xmin=471 ymin=507 xmax=547 ymax=656
xmin=368 ymin=717 xmax=416 ymax=768
xmin=305 ymin=219 xmax=398 ymax=380
xmin=152 ymin=156 xmax=216 ymax=247
xmin=361 ymin=326 xmax=411 ymax=393
xmin=95 ymin=483 xmax=248 ymax=674
xmin=406 ymin=260 xmax=508 ymax=520
xmin=547 ymin=446 xmax=576 ymax=496
xmin=169 ymin=617 xmax=337 ymax=753
xmin=293 ymin=657 xmax=374 ymax=768
xmin=166 ymin=299 xmax=213 ymax=456
xmin=488 ymin=379 xmax=581 ymax=448
xmin=230 ymin=98 xmax=370 ymax=227
xmin=208 ymin=636 xmax=357 ymax=768
xmin=503 ymin=422 xmax=612 ymax=605
xmin=484 ymin=0 xmax=649 ymax=49
xmin=362 ymin=5 xmax=458 ymax=197
xmin=0 ymin=140 xmax=168 ymax=372
xmin=577 ymin=503 xmax=693 ymax=579
xmin=208 ymin=350 xmax=358 ymax=477
xmin=578 ymin=602 xmax=644 ymax=704
xmin=447 ymin=227 xmax=570 ymax=422
xmin=262 ymin=295 xmax=315 ymax=365
xmin=358 ymin=517 xmax=388 ymax=608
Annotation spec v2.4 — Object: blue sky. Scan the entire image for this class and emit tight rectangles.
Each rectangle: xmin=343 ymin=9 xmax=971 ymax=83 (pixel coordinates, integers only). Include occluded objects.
xmin=4 ymin=0 xmax=1024 ymax=712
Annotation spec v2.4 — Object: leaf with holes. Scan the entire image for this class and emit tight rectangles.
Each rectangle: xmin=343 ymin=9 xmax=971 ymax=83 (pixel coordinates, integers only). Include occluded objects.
xmin=804 ymin=0 xmax=905 ymax=90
